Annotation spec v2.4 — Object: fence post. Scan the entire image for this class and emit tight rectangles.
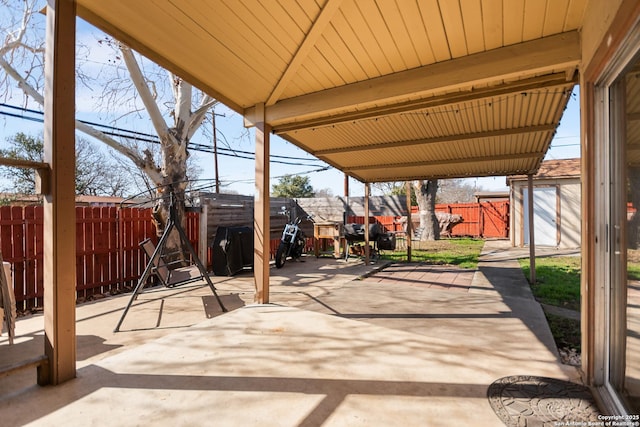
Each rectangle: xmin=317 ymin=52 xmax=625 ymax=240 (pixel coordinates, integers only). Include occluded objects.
xmin=479 ymin=203 xmax=484 ymax=238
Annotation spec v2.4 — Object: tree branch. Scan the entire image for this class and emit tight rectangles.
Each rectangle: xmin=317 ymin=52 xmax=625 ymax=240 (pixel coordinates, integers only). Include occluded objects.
xmin=0 ymin=56 xmax=44 ymax=103
xmin=0 ymin=55 xmax=163 ymax=185
xmin=75 ymin=121 xmax=163 ymax=184
xmin=174 ymin=78 xmax=191 ymax=141
xmin=187 ymin=95 xmax=217 ymax=140
xmin=120 ymin=44 xmax=169 ymax=139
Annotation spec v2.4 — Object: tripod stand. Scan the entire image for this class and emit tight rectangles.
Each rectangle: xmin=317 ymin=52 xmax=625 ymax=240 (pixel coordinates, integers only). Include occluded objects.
xmin=114 ymin=190 xmax=227 ymax=332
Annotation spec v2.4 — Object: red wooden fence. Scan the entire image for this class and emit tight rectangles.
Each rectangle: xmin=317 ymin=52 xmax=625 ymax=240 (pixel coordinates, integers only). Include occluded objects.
xmin=4 ymin=204 xmax=300 ymax=310
xmin=348 ymin=201 xmax=509 ymax=238
xmin=0 ymin=206 xmax=198 ymax=311
xmin=3 ymin=201 xmax=509 ymax=310
xmin=433 ymin=201 xmax=509 ymax=238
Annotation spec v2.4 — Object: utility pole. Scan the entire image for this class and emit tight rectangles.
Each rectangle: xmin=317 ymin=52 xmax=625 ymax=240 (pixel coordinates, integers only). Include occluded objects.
xmin=212 ymin=110 xmax=220 ymax=193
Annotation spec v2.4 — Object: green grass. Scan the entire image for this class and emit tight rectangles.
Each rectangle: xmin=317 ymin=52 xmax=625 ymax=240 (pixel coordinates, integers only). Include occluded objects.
xmin=379 ymin=237 xmax=484 ymax=269
xmin=629 ymin=263 xmax=640 ymax=281
xmin=518 ymin=255 xmax=640 ymax=359
xmin=518 ymin=256 xmax=581 ymax=311
xmin=518 ymin=256 xmax=583 ymax=358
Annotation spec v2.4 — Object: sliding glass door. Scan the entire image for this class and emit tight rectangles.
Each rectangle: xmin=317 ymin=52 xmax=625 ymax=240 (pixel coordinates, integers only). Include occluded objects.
xmin=595 ymin=32 xmax=640 ymax=413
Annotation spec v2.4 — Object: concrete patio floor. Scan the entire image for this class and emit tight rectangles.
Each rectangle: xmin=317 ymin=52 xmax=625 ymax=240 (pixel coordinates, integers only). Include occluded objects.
xmin=0 ymin=240 xmax=589 ymax=426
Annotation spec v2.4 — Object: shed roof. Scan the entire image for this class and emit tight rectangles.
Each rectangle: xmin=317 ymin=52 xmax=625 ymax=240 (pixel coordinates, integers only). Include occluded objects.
xmin=75 ymin=0 xmax=586 ymax=183
xmin=507 ymin=158 xmax=581 ymax=182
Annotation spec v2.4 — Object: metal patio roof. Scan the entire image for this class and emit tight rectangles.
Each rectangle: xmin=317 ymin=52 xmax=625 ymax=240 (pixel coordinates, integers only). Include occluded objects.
xmin=76 ymin=0 xmax=585 ymax=183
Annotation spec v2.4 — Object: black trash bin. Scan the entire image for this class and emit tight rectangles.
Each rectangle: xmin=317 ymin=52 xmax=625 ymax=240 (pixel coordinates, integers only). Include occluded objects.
xmin=211 ymin=226 xmax=253 ymax=276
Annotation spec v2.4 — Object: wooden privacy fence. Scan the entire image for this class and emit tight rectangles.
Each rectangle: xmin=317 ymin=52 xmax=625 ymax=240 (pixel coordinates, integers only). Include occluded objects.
xmin=349 ymin=201 xmax=510 ymax=238
xmin=0 ymin=206 xmax=199 ymax=311
xmin=4 ymin=201 xmax=305 ymax=311
xmin=434 ymin=201 xmax=509 ymax=238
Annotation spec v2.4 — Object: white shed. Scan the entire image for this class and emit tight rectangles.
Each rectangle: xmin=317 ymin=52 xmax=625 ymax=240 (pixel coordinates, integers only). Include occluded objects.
xmin=507 ymin=158 xmax=581 ymax=249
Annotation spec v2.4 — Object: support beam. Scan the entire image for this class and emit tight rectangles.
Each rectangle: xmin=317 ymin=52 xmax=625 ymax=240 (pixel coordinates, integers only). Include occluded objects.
xmin=273 ymin=74 xmax=576 ymax=134
xmin=344 ymin=152 xmax=544 ymax=172
xmin=344 ymin=173 xmax=349 ymax=257
xmin=245 ymin=31 xmax=580 ymax=126
xmin=313 ymin=124 xmax=556 ymax=156
xmin=253 ymin=103 xmax=271 ymax=303
xmin=405 ymin=181 xmax=412 ymax=263
xmin=43 ymin=0 xmax=77 ymax=385
xmin=527 ymin=174 xmax=536 ymax=285
xmin=364 ymin=183 xmax=370 ymax=266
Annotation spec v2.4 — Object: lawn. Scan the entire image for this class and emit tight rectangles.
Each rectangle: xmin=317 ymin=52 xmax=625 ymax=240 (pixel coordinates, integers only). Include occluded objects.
xmin=379 ymin=237 xmax=484 ymax=269
xmin=518 ymin=254 xmax=640 ymax=362
xmin=518 ymin=255 xmax=582 ymax=361
xmin=518 ymin=256 xmax=582 ymax=311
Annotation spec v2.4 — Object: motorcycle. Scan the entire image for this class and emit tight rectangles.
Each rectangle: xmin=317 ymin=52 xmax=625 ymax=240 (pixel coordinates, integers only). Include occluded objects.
xmin=275 ymin=206 xmax=313 ymax=268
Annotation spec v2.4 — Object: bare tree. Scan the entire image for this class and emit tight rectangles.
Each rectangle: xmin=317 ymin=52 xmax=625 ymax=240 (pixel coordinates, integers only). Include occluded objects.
xmin=0 ymin=1 xmax=216 ymax=257
xmin=437 ymin=178 xmax=479 ymax=203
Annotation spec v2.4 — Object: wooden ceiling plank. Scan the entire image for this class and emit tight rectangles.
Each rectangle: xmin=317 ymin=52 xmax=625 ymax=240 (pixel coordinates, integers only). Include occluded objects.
xmin=377 ymin=0 xmax=421 ymax=70
xmin=482 ymin=0 xmax=504 ymax=50
xmin=315 ymin=26 xmax=365 ymax=83
xmin=358 ymin=0 xmax=407 ymax=73
xmin=397 ymin=0 xmax=435 ymax=65
xmin=503 ymin=0 xmax=525 ymax=45
xmin=460 ymin=0 xmax=486 ymax=54
xmin=312 ymin=124 xmax=556 ymax=156
xmin=341 ymin=0 xmax=393 ymax=76
xmin=266 ymin=0 xmax=343 ymax=105
xmin=522 ymin=0 xmax=546 ymax=40
xmin=190 ymin=1 xmax=287 ymax=80
xmin=565 ymin=0 xmax=587 ymax=30
xmin=229 ymin=0 xmax=302 ymax=58
xmin=302 ymin=41 xmax=349 ymax=89
xmin=543 ymin=0 xmax=570 ymax=36
xmin=419 ymin=0 xmax=451 ymax=62
xmin=330 ymin=8 xmax=379 ymax=79
xmin=76 ymin=4 xmax=246 ymax=112
xmin=439 ymin=0 xmax=468 ymax=57
xmin=250 ymin=30 xmax=580 ymax=125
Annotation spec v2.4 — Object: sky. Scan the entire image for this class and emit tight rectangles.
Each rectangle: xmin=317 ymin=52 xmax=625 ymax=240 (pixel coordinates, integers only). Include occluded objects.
xmin=0 ymin=10 xmax=581 ymax=199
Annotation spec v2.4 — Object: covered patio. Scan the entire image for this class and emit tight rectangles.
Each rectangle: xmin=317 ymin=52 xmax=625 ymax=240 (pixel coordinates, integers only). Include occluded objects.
xmin=2 ymin=242 xmax=595 ymax=425
xmin=7 ymin=0 xmax=640 ymax=419
xmin=37 ymin=0 xmax=582 ymax=382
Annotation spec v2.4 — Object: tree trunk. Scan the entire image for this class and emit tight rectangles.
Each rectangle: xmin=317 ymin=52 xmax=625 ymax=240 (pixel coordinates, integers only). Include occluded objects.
xmin=413 ymin=179 xmax=440 ymax=241
xmin=151 ymin=129 xmax=190 ymax=264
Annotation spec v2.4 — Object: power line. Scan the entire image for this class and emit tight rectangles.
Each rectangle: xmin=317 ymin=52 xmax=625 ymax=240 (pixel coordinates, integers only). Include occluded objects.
xmin=0 ymin=103 xmax=327 ymax=167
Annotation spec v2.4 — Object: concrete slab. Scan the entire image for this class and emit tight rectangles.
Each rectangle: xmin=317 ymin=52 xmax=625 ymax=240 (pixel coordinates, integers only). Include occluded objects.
xmin=0 ymin=242 xmax=588 ymax=426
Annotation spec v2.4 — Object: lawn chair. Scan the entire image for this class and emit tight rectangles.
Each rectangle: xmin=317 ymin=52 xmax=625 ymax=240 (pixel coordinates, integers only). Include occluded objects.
xmin=140 ymin=239 xmax=203 ymax=288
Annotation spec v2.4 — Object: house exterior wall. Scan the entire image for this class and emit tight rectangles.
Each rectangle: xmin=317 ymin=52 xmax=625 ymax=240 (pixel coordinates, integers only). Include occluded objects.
xmin=510 ymin=178 xmax=581 ymax=249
